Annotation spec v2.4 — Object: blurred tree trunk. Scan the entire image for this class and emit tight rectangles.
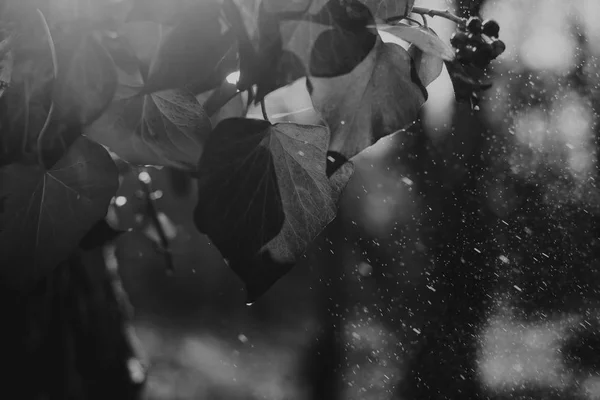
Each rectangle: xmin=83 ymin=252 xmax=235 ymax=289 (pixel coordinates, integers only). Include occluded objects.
xmin=1 ymin=248 xmax=144 ymax=400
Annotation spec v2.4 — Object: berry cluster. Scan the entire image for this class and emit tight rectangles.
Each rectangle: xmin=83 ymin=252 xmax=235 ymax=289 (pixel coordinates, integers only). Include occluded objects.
xmin=447 ymin=16 xmax=506 ymax=109
xmin=451 ymin=17 xmax=505 ymax=68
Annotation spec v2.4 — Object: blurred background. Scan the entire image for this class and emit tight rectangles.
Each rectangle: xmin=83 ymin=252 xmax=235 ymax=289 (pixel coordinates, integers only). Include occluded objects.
xmin=57 ymin=0 xmax=600 ymax=398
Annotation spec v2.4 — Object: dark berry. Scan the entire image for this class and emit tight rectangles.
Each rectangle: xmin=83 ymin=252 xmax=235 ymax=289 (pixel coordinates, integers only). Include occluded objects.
xmin=450 ymin=31 xmax=469 ymax=48
xmin=467 ymin=32 xmax=484 ymax=47
xmin=490 ymin=39 xmax=506 ymax=58
xmin=466 ymin=16 xmax=482 ymax=34
xmin=482 ymin=19 xmax=500 ymax=38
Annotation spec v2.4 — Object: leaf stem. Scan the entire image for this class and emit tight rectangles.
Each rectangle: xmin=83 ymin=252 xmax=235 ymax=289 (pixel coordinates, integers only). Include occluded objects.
xmin=260 ymin=99 xmax=269 ymax=122
xmin=36 ymin=9 xmax=58 ymax=169
xmin=409 ymin=6 xmax=465 ymax=25
xmin=138 ymin=168 xmax=174 ymax=274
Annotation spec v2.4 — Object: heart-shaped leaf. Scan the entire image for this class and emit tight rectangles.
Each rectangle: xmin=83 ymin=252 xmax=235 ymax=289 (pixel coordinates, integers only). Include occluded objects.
xmin=144 ymin=2 xmax=238 ymax=94
xmin=193 ymin=118 xmax=353 ymax=301
xmin=408 ymin=42 xmax=444 ymax=87
xmin=0 ymin=136 xmax=118 ymax=291
xmin=377 ymin=22 xmax=455 ymax=61
xmin=309 ymin=36 xmax=427 ymax=159
xmin=226 ymin=0 xmax=379 ymax=102
xmin=85 ymin=63 xmax=211 ymax=169
xmin=53 ymin=30 xmax=118 ymax=126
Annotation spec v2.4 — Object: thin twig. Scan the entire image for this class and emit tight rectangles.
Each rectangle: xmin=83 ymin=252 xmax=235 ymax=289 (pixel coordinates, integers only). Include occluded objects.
xmin=138 ymin=168 xmax=174 ymax=275
xmin=410 ymin=6 xmax=466 ymax=25
xmin=260 ymin=98 xmax=269 ymax=122
xmin=36 ymin=9 xmax=57 ymax=169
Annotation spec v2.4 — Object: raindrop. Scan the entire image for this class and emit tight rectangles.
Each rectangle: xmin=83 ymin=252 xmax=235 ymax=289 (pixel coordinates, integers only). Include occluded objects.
xmin=115 ymin=196 xmax=127 ymax=207
xmin=127 ymin=358 xmax=146 ymax=384
xmin=138 ymin=171 xmax=151 ymax=184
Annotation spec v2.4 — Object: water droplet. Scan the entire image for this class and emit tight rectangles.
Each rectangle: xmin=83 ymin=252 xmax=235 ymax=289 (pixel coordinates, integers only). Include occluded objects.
xmin=127 ymin=358 xmax=146 ymax=384
xmin=115 ymin=196 xmax=127 ymax=207
xmin=138 ymin=171 xmax=151 ymax=184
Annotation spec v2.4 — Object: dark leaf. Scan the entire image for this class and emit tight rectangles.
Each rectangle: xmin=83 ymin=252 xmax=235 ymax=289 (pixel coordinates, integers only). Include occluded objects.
xmin=267 ymin=0 xmax=417 ymax=77
xmin=277 ymin=0 xmax=378 ymax=78
xmin=85 ymin=64 xmax=211 ymax=169
xmin=309 ymin=36 xmax=427 ymax=159
xmin=79 ymin=218 xmax=125 ymax=250
xmin=53 ymin=30 xmax=118 ymax=126
xmin=144 ymin=2 xmax=238 ymax=94
xmin=193 ymin=118 xmax=353 ymax=300
xmin=227 ymin=0 xmax=379 ymax=102
xmin=0 ymin=136 xmax=118 ymax=291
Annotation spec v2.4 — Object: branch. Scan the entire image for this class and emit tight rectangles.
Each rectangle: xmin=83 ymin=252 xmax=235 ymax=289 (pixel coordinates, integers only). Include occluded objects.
xmin=410 ymin=6 xmax=466 ymax=25
xmin=138 ymin=169 xmax=174 ymax=274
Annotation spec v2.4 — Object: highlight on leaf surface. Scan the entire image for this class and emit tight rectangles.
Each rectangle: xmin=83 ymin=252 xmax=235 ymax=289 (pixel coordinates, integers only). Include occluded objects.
xmin=309 ymin=35 xmax=427 ymax=159
xmin=0 ymin=137 xmax=118 ymax=291
xmin=85 ymin=53 xmax=211 ymax=169
xmin=193 ymin=118 xmax=354 ymax=301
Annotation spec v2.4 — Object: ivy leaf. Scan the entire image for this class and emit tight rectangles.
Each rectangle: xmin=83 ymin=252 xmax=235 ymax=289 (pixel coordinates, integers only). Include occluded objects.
xmin=309 ymin=36 xmax=427 ymax=159
xmin=277 ymin=0 xmax=378 ymax=78
xmin=409 ymin=43 xmax=444 ymax=87
xmin=377 ymin=23 xmax=455 ymax=61
xmin=144 ymin=2 xmax=238 ymax=94
xmin=53 ymin=30 xmax=118 ymax=126
xmin=407 ymin=28 xmax=444 ymax=88
xmin=193 ymin=118 xmax=353 ymax=301
xmin=267 ymin=0 xmax=417 ymax=77
xmin=85 ymin=64 xmax=211 ymax=169
xmin=226 ymin=0 xmax=379 ymax=102
xmin=0 ymin=137 xmax=118 ymax=291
